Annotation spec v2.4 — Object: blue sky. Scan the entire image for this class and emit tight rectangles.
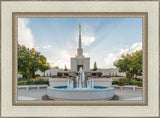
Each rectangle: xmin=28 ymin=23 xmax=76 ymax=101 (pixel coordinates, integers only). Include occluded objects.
xmin=18 ymin=18 xmax=142 ymax=69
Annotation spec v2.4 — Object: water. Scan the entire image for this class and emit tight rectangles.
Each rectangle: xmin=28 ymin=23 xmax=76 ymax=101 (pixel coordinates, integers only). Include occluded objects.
xmin=67 ymin=79 xmax=73 ymax=89
xmin=67 ymin=67 xmax=95 ymax=89
xmin=54 ymin=86 xmax=107 ymax=90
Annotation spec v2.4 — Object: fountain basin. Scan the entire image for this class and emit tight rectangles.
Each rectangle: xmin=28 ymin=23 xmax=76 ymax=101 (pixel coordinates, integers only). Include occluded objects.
xmin=47 ymin=86 xmax=114 ymax=100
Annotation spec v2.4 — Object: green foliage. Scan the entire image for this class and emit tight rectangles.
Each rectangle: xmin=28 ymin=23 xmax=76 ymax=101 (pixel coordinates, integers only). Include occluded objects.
xmin=64 ymin=73 xmax=68 ymax=76
xmin=119 ymin=77 xmax=130 ymax=82
xmin=18 ymin=78 xmax=27 ymax=81
xmin=114 ymin=50 xmax=142 ymax=80
xmin=53 ymin=66 xmax=59 ymax=69
xmin=132 ymin=78 xmax=142 ymax=82
xmin=18 ymin=71 xmax=27 ymax=78
xmin=118 ymin=77 xmax=131 ymax=86
xmin=18 ymin=78 xmax=48 ymax=85
xmin=33 ymin=74 xmax=40 ymax=78
xmin=137 ymin=82 xmax=142 ymax=87
xmin=97 ymin=72 xmax=102 ymax=76
xmin=18 ymin=44 xmax=50 ymax=79
xmin=64 ymin=65 xmax=68 ymax=71
xmin=112 ymin=81 xmax=119 ymax=85
xmin=118 ymin=81 xmax=125 ymax=86
xmin=18 ymin=81 xmax=27 ymax=85
xmin=57 ymin=72 xmax=62 ymax=77
xmin=93 ymin=62 xmax=97 ymax=71
xmin=112 ymin=77 xmax=142 ymax=87
xmin=92 ymin=73 xmax=96 ymax=76
xmin=32 ymin=79 xmax=46 ymax=85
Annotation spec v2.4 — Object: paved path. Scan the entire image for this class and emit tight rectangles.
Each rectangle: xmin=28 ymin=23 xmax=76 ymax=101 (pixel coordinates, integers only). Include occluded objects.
xmin=18 ymin=89 xmax=47 ymax=100
xmin=18 ymin=88 xmax=142 ymax=100
xmin=123 ymin=97 xmax=142 ymax=100
xmin=114 ymin=89 xmax=142 ymax=100
xmin=18 ymin=96 xmax=40 ymax=100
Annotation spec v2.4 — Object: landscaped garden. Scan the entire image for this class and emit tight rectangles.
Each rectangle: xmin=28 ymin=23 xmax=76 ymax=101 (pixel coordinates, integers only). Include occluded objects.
xmin=112 ymin=77 xmax=142 ymax=87
xmin=18 ymin=77 xmax=49 ymax=85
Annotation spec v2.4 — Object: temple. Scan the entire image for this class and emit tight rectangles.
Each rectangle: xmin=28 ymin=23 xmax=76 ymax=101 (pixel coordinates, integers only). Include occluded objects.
xmin=70 ymin=24 xmax=90 ymax=72
xmin=35 ymin=25 xmax=126 ymax=77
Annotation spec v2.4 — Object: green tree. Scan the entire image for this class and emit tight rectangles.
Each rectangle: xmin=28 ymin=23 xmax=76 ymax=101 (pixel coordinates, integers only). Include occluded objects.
xmin=93 ymin=62 xmax=97 ymax=71
xmin=64 ymin=65 xmax=68 ymax=71
xmin=53 ymin=66 xmax=59 ymax=69
xmin=18 ymin=44 xmax=50 ymax=79
xmin=114 ymin=50 xmax=142 ymax=80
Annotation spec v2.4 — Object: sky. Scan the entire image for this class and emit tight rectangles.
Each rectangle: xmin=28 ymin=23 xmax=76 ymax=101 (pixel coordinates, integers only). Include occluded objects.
xmin=18 ymin=18 xmax=142 ymax=69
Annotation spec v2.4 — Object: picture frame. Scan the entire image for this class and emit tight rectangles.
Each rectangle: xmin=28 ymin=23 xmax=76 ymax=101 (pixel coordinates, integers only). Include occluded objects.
xmin=1 ymin=0 xmax=159 ymax=117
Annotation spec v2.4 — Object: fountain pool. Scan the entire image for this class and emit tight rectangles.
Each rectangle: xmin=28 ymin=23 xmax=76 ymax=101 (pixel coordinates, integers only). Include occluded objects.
xmin=47 ymin=68 xmax=114 ymax=100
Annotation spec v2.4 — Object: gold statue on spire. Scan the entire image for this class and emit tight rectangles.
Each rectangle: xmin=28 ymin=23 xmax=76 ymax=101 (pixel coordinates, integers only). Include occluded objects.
xmin=79 ymin=24 xmax=81 ymax=30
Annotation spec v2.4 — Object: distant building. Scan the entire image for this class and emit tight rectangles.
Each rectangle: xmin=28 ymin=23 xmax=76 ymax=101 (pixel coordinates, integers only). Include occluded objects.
xmin=35 ymin=25 xmax=126 ymax=77
xmin=35 ymin=68 xmax=126 ymax=77
xmin=98 ymin=68 xmax=126 ymax=77
xmin=35 ymin=69 xmax=65 ymax=76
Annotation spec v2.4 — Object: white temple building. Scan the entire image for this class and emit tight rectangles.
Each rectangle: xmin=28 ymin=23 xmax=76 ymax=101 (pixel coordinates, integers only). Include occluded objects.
xmin=70 ymin=25 xmax=90 ymax=72
xmin=35 ymin=25 xmax=126 ymax=77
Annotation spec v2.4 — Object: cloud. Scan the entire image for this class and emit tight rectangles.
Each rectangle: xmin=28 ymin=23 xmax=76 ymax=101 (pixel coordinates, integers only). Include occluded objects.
xmin=82 ymin=36 xmax=95 ymax=46
xmin=35 ymin=44 xmax=52 ymax=53
xmin=18 ymin=18 xmax=34 ymax=49
xmin=75 ymin=24 xmax=95 ymax=46
xmin=44 ymin=45 xmax=51 ymax=49
xmin=75 ymin=36 xmax=95 ymax=46
xmin=104 ymin=42 xmax=142 ymax=68
xmin=47 ymin=50 xmax=71 ymax=69
xmin=83 ymin=52 xmax=89 ymax=57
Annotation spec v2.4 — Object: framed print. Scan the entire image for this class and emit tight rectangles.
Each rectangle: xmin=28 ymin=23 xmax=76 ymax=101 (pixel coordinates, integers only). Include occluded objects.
xmin=0 ymin=0 xmax=159 ymax=118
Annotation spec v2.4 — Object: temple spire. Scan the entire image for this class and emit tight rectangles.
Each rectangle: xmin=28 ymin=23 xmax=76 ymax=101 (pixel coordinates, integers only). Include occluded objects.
xmin=79 ymin=24 xmax=81 ymax=48
xmin=77 ymin=24 xmax=83 ymax=56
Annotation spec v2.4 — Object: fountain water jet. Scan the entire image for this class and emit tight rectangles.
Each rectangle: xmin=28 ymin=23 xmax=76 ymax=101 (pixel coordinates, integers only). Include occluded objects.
xmin=67 ymin=67 xmax=94 ymax=89
xmin=47 ymin=67 xmax=114 ymax=100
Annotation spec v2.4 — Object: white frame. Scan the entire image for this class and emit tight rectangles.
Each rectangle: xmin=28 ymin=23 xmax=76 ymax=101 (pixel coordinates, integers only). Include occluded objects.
xmin=1 ymin=1 xmax=159 ymax=117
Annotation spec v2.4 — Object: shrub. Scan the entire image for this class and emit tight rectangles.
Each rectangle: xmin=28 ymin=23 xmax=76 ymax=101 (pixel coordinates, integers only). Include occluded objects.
xmin=117 ymin=77 xmax=134 ymax=85
xmin=92 ymin=73 xmax=96 ymax=76
xmin=64 ymin=73 xmax=69 ymax=76
xmin=57 ymin=72 xmax=62 ymax=77
xmin=112 ymin=77 xmax=142 ymax=86
xmin=26 ymin=79 xmax=33 ymax=85
xmin=18 ymin=78 xmax=48 ymax=85
xmin=44 ymin=79 xmax=49 ymax=85
xmin=128 ymin=81 xmax=134 ymax=85
xmin=119 ymin=77 xmax=131 ymax=84
xmin=120 ymin=77 xmax=130 ymax=81
xmin=18 ymin=78 xmax=27 ymax=81
xmin=33 ymin=74 xmax=40 ymax=78
xmin=18 ymin=81 xmax=27 ymax=85
xmin=97 ymin=72 xmax=102 ymax=77
xmin=112 ymin=81 xmax=119 ymax=85
xmin=118 ymin=81 xmax=124 ymax=86
xmin=33 ymin=79 xmax=46 ymax=85
xmin=132 ymin=78 xmax=142 ymax=81
xmin=137 ymin=82 xmax=142 ymax=87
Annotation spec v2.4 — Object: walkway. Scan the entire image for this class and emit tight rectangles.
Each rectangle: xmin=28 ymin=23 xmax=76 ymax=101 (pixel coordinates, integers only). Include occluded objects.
xmin=18 ymin=88 xmax=142 ymax=100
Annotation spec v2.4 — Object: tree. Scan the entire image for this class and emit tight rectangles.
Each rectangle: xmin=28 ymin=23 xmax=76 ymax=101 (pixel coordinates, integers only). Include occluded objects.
xmin=53 ymin=66 xmax=59 ymax=69
xmin=114 ymin=50 xmax=142 ymax=80
xmin=18 ymin=44 xmax=50 ymax=79
xmin=93 ymin=62 xmax=97 ymax=71
xmin=64 ymin=65 xmax=68 ymax=71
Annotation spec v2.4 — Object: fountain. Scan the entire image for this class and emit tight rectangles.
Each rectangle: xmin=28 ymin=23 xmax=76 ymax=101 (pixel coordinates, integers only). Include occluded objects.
xmin=47 ymin=68 xmax=114 ymax=100
xmin=66 ymin=68 xmax=94 ymax=90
